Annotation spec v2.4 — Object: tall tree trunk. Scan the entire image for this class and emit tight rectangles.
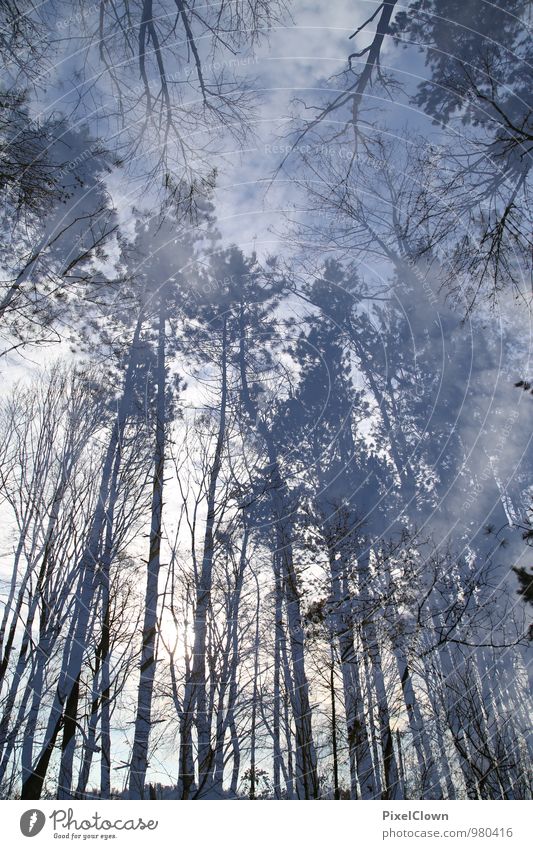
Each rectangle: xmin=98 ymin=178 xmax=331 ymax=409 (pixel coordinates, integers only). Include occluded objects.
xmin=212 ymin=525 xmax=248 ymax=792
xmin=57 ymin=673 xmax=82 ymax=799
xmin=128 ymin=295 xmax=167 ymax=800
xmin=329 ymin=550 xmax=374 ymax=799
xmin=436 ymin=639 xmax=481 ymax=798
xmin=20 ymin=313 xmax=144 ymax=800
xmin=272 ymin=553 xmax=283 ymax=799
xmin=238 ymin=311 xmax=318 ymax=799
xmin=74 ymin=638 xmax=104 ymax=799
xmin=179 ymin=317 xmax=228 ymax=798
xmin=421 ymin=653 xmax=456 ymax=799
xmin=357 ymin=547 xmax=400 ymax=799
xmin=99 ymin=575 xmax=115 ymax=798
xmin=249 ymin=569 xmax=261 ymax=799
xmin=282 ymin=685 xmax=295 ymax=799
xmin=394 ymin=645 xmax=442 ymax=799
xmin=79 ymin=430 xmax=123 ymax=799
xmin=362 ymin=643 xmax=383 ymax=798
xmin=396 ymin=731 xmax=407 ymax=797
xmin=229 ymin=713 xmax=240 ymax=797
xmin=20 ymin=577 xmax=83 ymax=800
xmin=329 ymin=644 xmax=340 ymax=800
xmin=20 ymin=628 xmax=57 ymax=789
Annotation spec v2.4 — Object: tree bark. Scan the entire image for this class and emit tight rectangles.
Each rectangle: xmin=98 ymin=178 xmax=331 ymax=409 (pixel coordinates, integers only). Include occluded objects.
xmin=128 ymin=294 xmax=167 ymax=799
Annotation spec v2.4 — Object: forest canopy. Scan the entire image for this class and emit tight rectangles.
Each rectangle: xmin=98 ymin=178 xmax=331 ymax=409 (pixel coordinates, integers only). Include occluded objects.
xmin=0 ymin=0 xmax=531 ymax=801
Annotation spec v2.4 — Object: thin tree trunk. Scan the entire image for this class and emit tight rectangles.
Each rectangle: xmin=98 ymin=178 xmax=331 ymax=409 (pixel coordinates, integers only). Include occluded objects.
xmin=229 ymin=714 xmax=240 ymax=796
xmin=362 ymin=642 xmax=383 ymax=798
xmin=128 ymin=295 xmax=167 ymax=800
xmin=273 ymin=553 xmax=283 ymax=799
xmin=238 ymin=311 xmax=318 ymax=799
xmin=329 ymin=551 xmax=374 ymax=799
xmin=357 ymin=546 xmax=400 ymax=799
xmin=21 ymin=314 xmax=144 ymax=800
xmin=78 ymin=431 xmax=123 ymax=799
xmin=212 ymin=525 xmax=248 ymax=792
xmin=329 ymin=644 xmax=340 ymax=799
xmin=249 ymin=568 xmax=261 ymax=799
xmin=282 ymin=685 xmax=295 ymax=799
xmin=0 ymin=233 xmax=48 ymax=320
xmin=396 ymin=731 xmax=406 ymax=797
xmin=57 ymin=673 xmax=81 ymax=798
xmin=394 ymin=646 xmax=442 ymax=799
xmin=179 ymin=317 xmax=228 ymax=798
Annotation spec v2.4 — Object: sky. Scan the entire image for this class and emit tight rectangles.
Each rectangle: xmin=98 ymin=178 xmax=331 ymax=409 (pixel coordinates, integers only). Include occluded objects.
xmin=3 ymin=0 xmax=532 ymax=544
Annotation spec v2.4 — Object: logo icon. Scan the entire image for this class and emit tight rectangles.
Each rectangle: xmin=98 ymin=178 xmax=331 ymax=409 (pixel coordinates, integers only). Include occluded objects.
xmin=20 ymin=810 xmax=46 ymax=837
